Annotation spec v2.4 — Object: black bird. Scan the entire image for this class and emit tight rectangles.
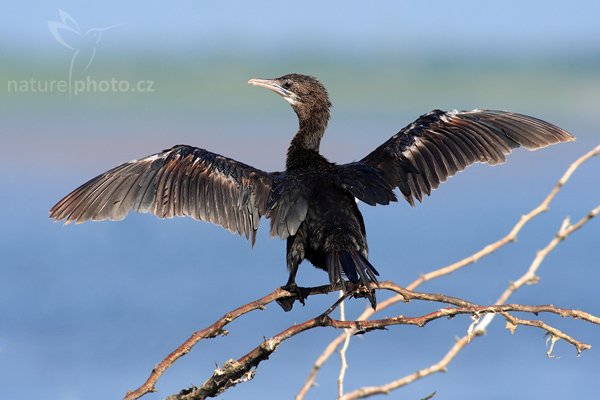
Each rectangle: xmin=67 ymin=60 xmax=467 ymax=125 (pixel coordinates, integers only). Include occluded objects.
xmin=49 ymin=73 xmax=574 ymax=310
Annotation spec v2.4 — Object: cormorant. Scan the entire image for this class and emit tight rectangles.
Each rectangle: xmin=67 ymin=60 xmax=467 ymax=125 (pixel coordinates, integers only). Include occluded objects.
xmin=49 ymin=73 xmax=574 ymax=310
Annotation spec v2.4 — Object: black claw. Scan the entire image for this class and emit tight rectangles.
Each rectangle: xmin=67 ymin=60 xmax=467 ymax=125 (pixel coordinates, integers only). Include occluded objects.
xmin=349 ymin=284 xmax=377 ymax=310
xmin=276 ymin=297 xmax=295 ymax=312
xmin=367 ymin=289 xmax=377 ymax=310
xmin=276 ymin=283 xmax=308 ymax=312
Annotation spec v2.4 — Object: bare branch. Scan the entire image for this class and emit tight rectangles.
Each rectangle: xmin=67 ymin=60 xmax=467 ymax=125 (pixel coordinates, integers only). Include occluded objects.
xmin=165 ymin=296 xmax=597 ymax=400
xmin=500 ymin=312 xmax=590 ymax=356
xmin=339 ymin=200 xmax=600 ymax=399
xmin=475 ymin=203 xmax=600 ymax=333
xmin=296 ymin=145 xmax=600 ymax=399
xmin=408 ymin=144 xmax=600 ymax=288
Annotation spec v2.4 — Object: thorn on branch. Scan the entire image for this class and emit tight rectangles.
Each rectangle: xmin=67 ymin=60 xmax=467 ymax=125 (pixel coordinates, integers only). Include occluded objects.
xmin=505 ymin=320 xmax=517 ymax=334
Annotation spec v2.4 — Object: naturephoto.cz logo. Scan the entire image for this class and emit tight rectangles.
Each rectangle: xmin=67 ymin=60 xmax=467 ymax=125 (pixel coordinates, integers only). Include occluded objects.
xmin=7 ymin=10 xmax=154 ymax=96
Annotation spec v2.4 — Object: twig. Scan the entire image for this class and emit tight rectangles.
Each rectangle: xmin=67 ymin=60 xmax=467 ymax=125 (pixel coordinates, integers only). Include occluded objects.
xmin=409 ymin=144 xmax=600 ymax=289
xmin=338 ymin=292 xmax=351 ymax=399
xmin=296 ymin=145 xmax=600 ymax=399
xmin=475 ymin=204 xmax=600 ymax=333
xmin=500 ymin=312 xmax=589 ymax=356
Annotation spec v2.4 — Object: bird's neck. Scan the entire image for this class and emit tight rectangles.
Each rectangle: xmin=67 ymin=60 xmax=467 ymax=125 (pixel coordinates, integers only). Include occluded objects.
xmin=286 ymin=104 xmax=330 ymax=169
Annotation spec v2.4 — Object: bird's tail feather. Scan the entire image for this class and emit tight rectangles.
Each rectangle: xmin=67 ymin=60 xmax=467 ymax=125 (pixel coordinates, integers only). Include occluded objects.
xmin=326 ymin=250 xmax=379 ymax=309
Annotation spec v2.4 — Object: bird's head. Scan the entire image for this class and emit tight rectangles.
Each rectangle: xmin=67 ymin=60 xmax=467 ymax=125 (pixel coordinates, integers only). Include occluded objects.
xmin=248 ymin=73 xmax=331 ymax=119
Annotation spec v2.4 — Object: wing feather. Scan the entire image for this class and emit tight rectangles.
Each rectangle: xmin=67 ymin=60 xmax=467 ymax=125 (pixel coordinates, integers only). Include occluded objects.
xmin=50 ymin=145 xmax=275 ymax=243
xmin=358 ymin=109 xmax=574 ymax=205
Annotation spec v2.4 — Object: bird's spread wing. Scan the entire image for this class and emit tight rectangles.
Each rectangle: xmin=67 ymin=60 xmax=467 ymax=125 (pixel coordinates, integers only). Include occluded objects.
xmin=357 ymin=109 xmax=574 ymax=205
xmin=49 ymin=145 xmax=274 ymax=243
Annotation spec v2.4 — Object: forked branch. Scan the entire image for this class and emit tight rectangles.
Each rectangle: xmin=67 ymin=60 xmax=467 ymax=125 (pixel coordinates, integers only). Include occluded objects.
xmin=163 ymin=289 xmax=598 ymax=400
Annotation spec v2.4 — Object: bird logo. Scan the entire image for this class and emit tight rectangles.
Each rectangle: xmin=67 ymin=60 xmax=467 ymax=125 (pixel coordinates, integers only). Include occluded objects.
xmin=48 ymin=10 xmax=120 ymax=90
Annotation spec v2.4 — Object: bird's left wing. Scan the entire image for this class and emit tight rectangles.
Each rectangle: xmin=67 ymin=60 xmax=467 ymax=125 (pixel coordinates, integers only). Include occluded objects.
xmin=352 ymin=109 xmax=574 ymax=206
xmin=50 ymin=145 xmax=275 ymax=244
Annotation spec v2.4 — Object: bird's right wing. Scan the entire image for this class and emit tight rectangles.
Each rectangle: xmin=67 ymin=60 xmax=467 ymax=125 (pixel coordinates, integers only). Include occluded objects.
xmin=357 ymin=109 xmax=574 ymax=205
xmin=50 ymin=145 xmax=275 ymax=244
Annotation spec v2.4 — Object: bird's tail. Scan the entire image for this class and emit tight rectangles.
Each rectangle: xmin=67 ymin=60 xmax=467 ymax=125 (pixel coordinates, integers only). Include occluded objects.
xmin=326 ymin=250 xmax=379 ymax=309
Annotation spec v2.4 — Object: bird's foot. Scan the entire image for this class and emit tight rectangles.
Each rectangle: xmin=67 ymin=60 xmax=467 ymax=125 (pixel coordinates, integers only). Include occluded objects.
xmin=276 ymin=283 xmax=308 ymax=312
xmin=346 ymin=282 xmax=377 ymax=310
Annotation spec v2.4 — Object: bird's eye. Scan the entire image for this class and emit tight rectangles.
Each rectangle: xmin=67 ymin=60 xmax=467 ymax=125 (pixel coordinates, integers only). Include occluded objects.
xmin=282 ymin=80 xmax=293 ymax=89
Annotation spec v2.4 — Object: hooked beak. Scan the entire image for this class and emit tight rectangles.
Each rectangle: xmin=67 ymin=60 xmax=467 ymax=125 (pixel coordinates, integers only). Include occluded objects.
xmin=248 ymin=78 xmax=298 ymax=105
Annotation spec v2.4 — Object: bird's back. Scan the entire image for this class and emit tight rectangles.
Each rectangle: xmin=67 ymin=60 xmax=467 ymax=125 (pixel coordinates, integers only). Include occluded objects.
xmin=307 ymin=175 xmax=367 ymax=251
xmin=286 ymin=164 xmax=368 ymax=265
